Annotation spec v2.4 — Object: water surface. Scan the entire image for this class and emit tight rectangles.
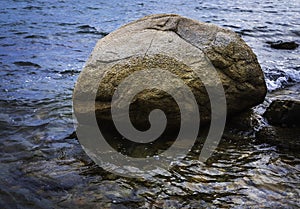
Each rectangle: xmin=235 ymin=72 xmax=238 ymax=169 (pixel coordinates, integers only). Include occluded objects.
xmin=0 ymin=0 xmax=299 ymax=208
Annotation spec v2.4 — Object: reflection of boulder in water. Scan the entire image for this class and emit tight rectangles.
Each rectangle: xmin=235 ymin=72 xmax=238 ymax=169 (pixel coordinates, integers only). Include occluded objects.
xmin=96 ymin=121 xmax=179 ymax=158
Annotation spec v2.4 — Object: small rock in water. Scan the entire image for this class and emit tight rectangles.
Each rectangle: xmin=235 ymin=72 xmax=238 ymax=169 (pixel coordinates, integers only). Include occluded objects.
xmin=264 ymin=99 xmax=300 ymax=127
xmin=13 ymin=61 xmax=41 ymax=68
xmin=256 ymin=85 xmax=300 ymax=151
xmin=267 ymin=40 xmax=299 ymax=50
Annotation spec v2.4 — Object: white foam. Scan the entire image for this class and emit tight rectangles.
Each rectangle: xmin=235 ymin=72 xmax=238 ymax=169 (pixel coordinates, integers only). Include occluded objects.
xmin=265 ymin=68 xmax=300 ymax=91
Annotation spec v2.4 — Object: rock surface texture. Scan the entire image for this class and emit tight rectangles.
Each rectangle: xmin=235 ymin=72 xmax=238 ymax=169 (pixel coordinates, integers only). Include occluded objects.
xmin=74 ymin=14 xmax=267 ymax=127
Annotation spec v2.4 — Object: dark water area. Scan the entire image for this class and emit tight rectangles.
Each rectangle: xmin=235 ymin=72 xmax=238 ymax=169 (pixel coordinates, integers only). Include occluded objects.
xmin=0 ymin=0 xmax=299 ymax=208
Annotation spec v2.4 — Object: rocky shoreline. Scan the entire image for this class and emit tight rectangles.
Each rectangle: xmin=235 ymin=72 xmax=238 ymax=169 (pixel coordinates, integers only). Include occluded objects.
xmin=224 ymin=83 xmax=300 ymax=151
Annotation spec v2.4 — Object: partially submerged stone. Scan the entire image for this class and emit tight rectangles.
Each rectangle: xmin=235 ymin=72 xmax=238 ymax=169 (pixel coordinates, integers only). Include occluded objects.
xmin=267 ymin=40 xmax=299 ymax=50
xmin=264 ymin=99 xmax=300 ymax=127
xmin=74 ymin=14 xmax=267 ymax=128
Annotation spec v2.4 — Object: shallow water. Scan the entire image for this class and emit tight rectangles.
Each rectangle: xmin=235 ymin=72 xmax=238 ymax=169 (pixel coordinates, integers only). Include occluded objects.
xmin=0 ymin=0 xmax=300 ymax=208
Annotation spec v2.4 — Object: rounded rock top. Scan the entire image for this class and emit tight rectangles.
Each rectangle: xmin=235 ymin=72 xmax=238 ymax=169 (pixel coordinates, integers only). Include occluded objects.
xmin=73 ymin=14 xmax=267 ymax=128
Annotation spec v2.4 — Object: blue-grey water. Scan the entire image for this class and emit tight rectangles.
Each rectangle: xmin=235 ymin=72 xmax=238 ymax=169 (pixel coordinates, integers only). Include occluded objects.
xmin=0 ymin=0 xmax=299 ymax=208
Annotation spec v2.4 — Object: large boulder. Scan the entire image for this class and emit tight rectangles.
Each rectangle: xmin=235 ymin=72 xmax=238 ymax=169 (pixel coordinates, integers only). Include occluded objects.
xmin=74 ymin=14 xmax=267 ymax=128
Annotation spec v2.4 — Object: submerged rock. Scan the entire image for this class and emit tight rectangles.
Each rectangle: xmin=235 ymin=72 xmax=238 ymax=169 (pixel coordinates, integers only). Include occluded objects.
xmin=257 ymin=126 xmax=300 ymax=151
xmin=74 ymin=14 xmax=267 ymax=128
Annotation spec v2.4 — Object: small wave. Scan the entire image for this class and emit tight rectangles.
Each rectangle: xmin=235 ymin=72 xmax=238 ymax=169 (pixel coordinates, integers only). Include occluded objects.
xmin=265 ymin=68 xmax=300 ymax=91
xmin=23 ymin=6 xmax=43 ymax=10
xmin=86 ymin=7 xmax=100 ymax=10
xmin=58 ymin=22 xmax=78 ymax=26
xmin=13 ymin=32 xmax=28 ymax=35
xmin=1 ymin=43 xmax=16 ymax=47
xmin=76 ymin=25 xmax=108 ymax=36
xmin=263 ymin=10 xmax=278 ymax=14
xmin=240 ymin=9 xmax=254 ymax=12
xmin=266 ymin=77 xmax=289 ymax=91
xmin=236 ymin=29 xmax=255 ymax=37
xmin=22 ymin=119 xmax=50 ymax=128
xmin=222 ymin=24 xmax=241 ymax=29
xmin=77 ymin=25 xmax=96 ymax=30
xmin=291 ymin=30 xmax=300 ymax=36
xmin=59 ymin=69 xmax=81 ymax=75
xmin=24 ymin=35 xmax=48 ymax=39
